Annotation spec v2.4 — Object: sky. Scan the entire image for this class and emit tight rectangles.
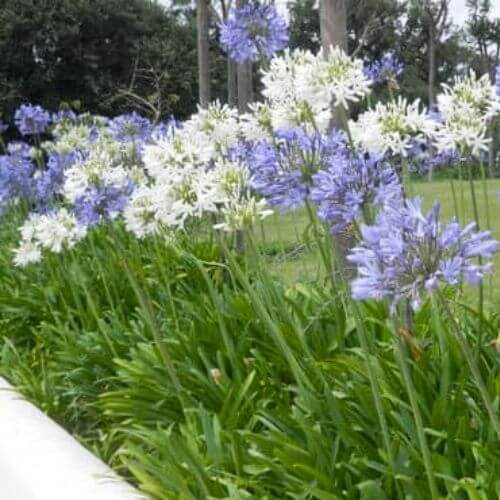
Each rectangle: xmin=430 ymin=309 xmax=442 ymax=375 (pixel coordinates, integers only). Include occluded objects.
xmin=158 ymin=0 xmax=500 ymax=26
xmin=449 ymin=0 xmax=500 ymax=26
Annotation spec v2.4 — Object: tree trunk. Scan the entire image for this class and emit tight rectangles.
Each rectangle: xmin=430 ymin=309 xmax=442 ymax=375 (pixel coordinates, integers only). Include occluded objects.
xmin=196 ymin=0 xmax=210 ymax=108
xmin=235 ymin=0 xmax=253 ymax=113
xmin=428 ymin=29 xmax=436 ymax=108
xmin=319 ymin=0 xmax=347 ymax=53
xmin=319 ymin=0 xmax=354 ymax=277
xmin=237 ymin=62 xmax=253 ymax=113
xmin=227 ymin=58 xmax=237 ymax=108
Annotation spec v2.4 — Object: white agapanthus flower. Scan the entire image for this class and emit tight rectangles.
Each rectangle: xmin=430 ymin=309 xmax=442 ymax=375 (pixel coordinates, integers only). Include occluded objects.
xmin=43 ymin=124 xmax=94 ymax=154
xmin=349 ymin=97 xmax=431 ymax=156
xmin=239 ymin=102 xmax=273 ymax=142
xmin=295 ymin=46 xmax=371 ymax=109
xmin=214 ymin=194 xmax=273 ymax=232
xmin=432 ymin=71 xmax=499 ymax=156
xmin=14 ymin=209 xmax=87 ymax=266
xmin=124 ymin=185 xmax=160 ymax=238
xmin=261 ymin=49 xmax=332 ymax=132
xmin=63 ymin=149 xmax=130 ymax=203
xmin=142 ymin=126 xmax=212 ymax=178
xmin=184 ymin=101 xmax=239 ymax=153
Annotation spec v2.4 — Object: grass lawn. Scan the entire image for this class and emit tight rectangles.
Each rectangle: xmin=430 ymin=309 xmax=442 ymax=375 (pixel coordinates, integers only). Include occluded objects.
xmin=261 ymin=178 xmax=500 ymax=305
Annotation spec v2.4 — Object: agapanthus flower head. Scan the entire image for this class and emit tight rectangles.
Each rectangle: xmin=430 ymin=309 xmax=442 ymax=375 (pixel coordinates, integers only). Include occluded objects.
xmin=364 ymin=53 xmax=404 ymax=85
xmin=311 ymin=151 xmax=403 ymax=233
xmin=433 ymin=71 xmax=498 ymax=156
xmin=74 ymin=182 xmax=134 ymax=227
xmin=296 ymin=46 xmax=371 ymax=109
xmin=214 ymin=192 xmax=272 ymax=232
xmin=248 ymin=127 xmax=347 ymax=212
xmin=219 ymin=2 xmax=289 ymax=63
xmin=109 ymin=112 xmax=152 ymax=143
xmin=14 ymin=104 xmax=51 ymax=136
xmin=13 ymin=209 xmax=87 ymax=266
xmin=348 ymin=197 xmax=498 ymax=311
xmin=350 ymin=97 xmax=432 ymax=157
xmin=36 ymin=152 xmax=81 ymax=205
xmin=184 ymin=101 xmax=239 ymax=153
xmin=0 ymin=150 xmax=37 ymax=213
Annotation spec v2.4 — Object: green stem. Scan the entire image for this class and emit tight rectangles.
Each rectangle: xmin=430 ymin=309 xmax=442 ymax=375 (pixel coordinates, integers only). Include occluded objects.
xmin=436 ymin=291 xmax=500 ymax=441
xmin=467 ymin=162 xmax=484 ymax=355
xmin=391 ymin=314 xmax=439 ymax=500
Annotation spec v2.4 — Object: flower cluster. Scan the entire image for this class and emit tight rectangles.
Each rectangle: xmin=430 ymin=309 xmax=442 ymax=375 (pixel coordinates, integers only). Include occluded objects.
xmin=348 ymin=198 xmax=497 ymax=310
xmin=433 ymin=71 xmax=499 ymax=156
xmin=364 ymin=54 xmax=404 ymax=85
xmin=248 ymin=127 xmax=346 ymax=212
xmin=350 ymin=97 xmax=432 ymax=157
xmin=219 ymin=3 xmax=289 ymax=63
xmin=15 ymin=104 xmax=51 ymax=136
xmin=14 ymin=209 xmax=87 ymax=266
xmin=261 ymin=48 xmax=370 ymax=132
xmin=311 ymin=152 xmax=402 ymax=233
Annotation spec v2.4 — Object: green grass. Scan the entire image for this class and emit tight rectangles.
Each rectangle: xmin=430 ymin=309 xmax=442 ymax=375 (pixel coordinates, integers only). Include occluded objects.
xmin=262 ymin=178 xmax=500 ymax=304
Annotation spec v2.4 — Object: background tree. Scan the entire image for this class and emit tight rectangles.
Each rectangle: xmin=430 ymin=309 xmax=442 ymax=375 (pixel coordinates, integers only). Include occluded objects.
xmin=196 ymin=0 xmax=211 ymax=108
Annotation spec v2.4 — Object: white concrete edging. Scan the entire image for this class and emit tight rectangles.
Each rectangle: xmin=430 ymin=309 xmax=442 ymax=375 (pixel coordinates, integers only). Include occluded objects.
xmin=0 ymin=377 xmax=146 ymax=500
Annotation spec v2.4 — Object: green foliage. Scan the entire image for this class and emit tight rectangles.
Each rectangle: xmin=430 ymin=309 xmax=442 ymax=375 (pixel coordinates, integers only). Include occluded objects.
xmin=0 ymin=207 xmax=498 ymax=498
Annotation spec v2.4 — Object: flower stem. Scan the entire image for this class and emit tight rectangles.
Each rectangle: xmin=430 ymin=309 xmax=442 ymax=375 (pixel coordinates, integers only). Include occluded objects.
xmin=391 ymin=314 xmax=439 ymax=500
xmin=436 ymin=291 xmax=500 ymax=440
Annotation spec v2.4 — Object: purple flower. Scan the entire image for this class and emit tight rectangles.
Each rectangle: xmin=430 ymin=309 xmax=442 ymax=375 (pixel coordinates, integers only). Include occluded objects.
xmin=219 ymin=3 xmax=289 ymax=63
xmin=0 ymin=120 xmax=8 ymax=134
xmin=0 ymin=150 xmax=36 ymax=212
xmin=364 ymin=54 xmax=404 ymax=85
xmin=311 ymin=152 xmax=403 ymax=233
xmin=14 ymin=104 xmax=51 ymax=136
xmin=348 ymin=198 xmax=498 ymax=311
xmin=248 ymin=128 xmax=346 ymax=212
xmin=109 ymin=112 xmax=151 ymax=143
xmin=36 ymin=152 xmax=80 ymax=204
xmin=74 ymin=183 xmax=134 ymax=227
xmin=151 ymin=118 xmax=180 ymax=141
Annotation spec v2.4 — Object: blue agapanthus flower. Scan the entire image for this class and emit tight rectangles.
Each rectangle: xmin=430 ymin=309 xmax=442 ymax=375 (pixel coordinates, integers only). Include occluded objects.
xmin=348 ymin=197 xmax=498 ymax=311
xmin=0 ymin=120 xmax=8 ymax=134
xmin=248 ymin=128 xmax=346 ymax=212
xmin=0 ymin=149 xmax=36 ymax=212
xmin=14 ymin=104 xmax=51 ymax=136
xmin=36 ymin=152 xmax=80 ymax=205
xmin=364 ymin=54 xmax=404 ymax=85
xmin=74 ymin=182 xmax=134 ymax=227
xmin=109 ymin=112 xmax=152 ymax=143
xmin=310 ymin=152 xmax=403 ymax=234
xmin=219 ymin=3 xmax=289 ymax=63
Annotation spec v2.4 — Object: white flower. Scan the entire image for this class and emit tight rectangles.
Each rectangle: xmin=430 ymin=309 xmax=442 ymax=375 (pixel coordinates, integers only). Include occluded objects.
xmin=350 ymin=98 xmax=431 ymax=156
xmin=239 ymin=102 xmax=273 ymax=142
xmin=63 ymin=149 xmax=129 ymax=203
xmin=13 ymin=209 xmax=87 ymax=265
xmin=432 ymin=71 xmax=497 ymax=156
xmin=142 ymin=126 xmax=212 ymax=178
xmin=34 ymin=209 xmax=86 ymax=253
xmin=295 ymin=46 xmax=371 ymax=109
xmin=214 ymin=193 xmax=273 ymax=232
xmin=13 ymin=240 xmax=42 ymax=267
xmin=124 ymin=186 xmax=160 ymax=238
xmin=213 ymin=158 xmax=250 ymax=200
xmin=184 ymin=101 xmax=239 ymax=153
